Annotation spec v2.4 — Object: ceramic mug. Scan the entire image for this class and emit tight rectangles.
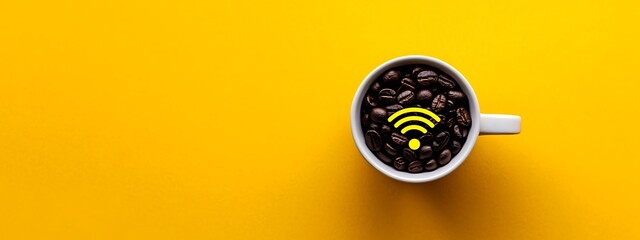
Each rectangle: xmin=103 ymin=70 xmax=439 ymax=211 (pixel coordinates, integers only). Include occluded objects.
xmin=351 ymin=55 xmax=521 ymax=183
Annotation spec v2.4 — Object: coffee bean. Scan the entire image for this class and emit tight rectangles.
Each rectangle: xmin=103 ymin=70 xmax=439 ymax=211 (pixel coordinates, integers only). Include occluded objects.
xmin=400 ymin=78 xmax=416 ymax=91
xmin=391 ymin=132 xmax=408 ymax=146
xmin=368 ymin=123 xmax=380 ymax=131
xmin=431 ymin=94 xmax=447 ymax=112
xmin=403 ymin=148 xmax=416 ymax=162
xmin=446 ymin=100 xmax=455 ymax=109
xmin=370 ymin=82 xmax=381 ymax=94
xmin=438 ymin=74 xmax=456 ymax=89
xmin=370 ymin=107 xmax=387 ymax=123
xmin=362 ymin=113 xmax=369 ymax=127
xmin=378 ymin=88 xmax=396 ymax=103
xmin=394 ymin=157 xmax=407 ymax=170
xmin=386 ymin=104 xmax=403 ymax=115
xmin=382 ymin=70 xmax=401 ymax=85
xmin=425 ymin=159 xmax=438 ymax=171
xmin=456 ymin=107 xmax=471 ymax=126
xmin=444 ymin=117 xmax=455 ymax=128
xmin=447 ymin=90 xmax=465 ymax=100
xmin=408 ymin=161 xmax=423 ymax=173
xmin=365 ymin=130 xmax=382 ymax=151
xmin=397 ymin=90 xmax=415 ymax=105
xmin=453 ymin=125 xmax=468 ymax=138
xmin=433 ymin=131 xmax=450 ymax=152
xmin=419 ymin=132 xmax=433 ymax=142
xmin=438 ymin=149 xmax=452 ymax=165
xmin=416 ymin=90 xmax=433 ymax=102
xmin=365 ymin=94 xmax=377 ymax=107
xmin=417 ymin=70 xmax=438 ymax=86
xmin=418 ymin=145 xmax=433 ymax=160
xmin=451 ymin=141 xmax=462 ymax=155
xmin=375 ymin=152 xmax=393 ymax=163
xmin=411 ymin=66 xmax=426 ymax=77
xmin=384 ymin=143 xmax=397 ymax=156
xmin=381 ymin=125 xmax=392 ymax=135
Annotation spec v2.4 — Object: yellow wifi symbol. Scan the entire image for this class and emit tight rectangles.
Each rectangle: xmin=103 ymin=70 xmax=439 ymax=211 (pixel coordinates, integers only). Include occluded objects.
xmin=387 ymin=107 xmax=441 ymax=150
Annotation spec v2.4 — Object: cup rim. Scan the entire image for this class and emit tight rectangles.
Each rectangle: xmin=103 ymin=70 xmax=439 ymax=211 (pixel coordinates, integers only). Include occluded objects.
xmin=350 ymin=55 xmax=481 ymax=183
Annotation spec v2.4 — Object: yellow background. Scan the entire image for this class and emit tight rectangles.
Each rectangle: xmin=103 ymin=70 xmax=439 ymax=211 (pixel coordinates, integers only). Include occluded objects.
xmin=1 ymin=0 xmax=639 ymax=239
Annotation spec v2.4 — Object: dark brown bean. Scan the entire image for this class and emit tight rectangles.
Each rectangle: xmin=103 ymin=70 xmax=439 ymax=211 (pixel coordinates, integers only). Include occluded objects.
xmin=370 ymin=107 xmax=387 ymax=123
xmin=447 ymin=90 xmax=465 ymax=100
xmin=391 ymin=132 xmax=408 ymax=146
xmin=453 ymin=125 xmax=468 ymax=138
xmin=365 ymin=94 xmax=377 ymax=107
xmin=397 ymin=90 xmax=415 ymax=105
xmin=400 ymin=78 xmax=416 ymax=91
xmin=433 ymin=131 xmax=450 ymax=152
xmin=381 ymin=125 xmax=392 ymax=135
xmin=408 ymin=161 xmax=423 ymax=173
xmin=386 ymin=104 xmax=403 ymax=115
xmin=403 ymin=148 xmax=416 ymax=162
xmin=438 ymin=149 xmax=452 ymax=165
xmin=425 ymin=159 xmax=438 ymax=171
xmin=384 ymin=143 xmax=397 ymax=156
xmin=370 ymin=82 xmax=381 ymax=94
xmin=431 ymin=94 xmax=447 ymax=112
xmin=451 ymin=141 xmax=462 ymax=155
xmin=382 ymin=70 xmax=401 ymax=85
xmin=365 ymin=130 xmax=382 ymax=151
xmin=418 ymin=145 xmax=433 ymax=160
xmin=417 ymin=70 xmax=438 ymax=86
xmin=394 ymin=157 xmax=407 ymax=170
xmin=411 ymin=66 xmax=426 ymax=78
xmin=416 ymin=90 xmax=433 ymax=102
xmin=438 ymin=74 xmax=456 ymax=89
xmin=378 ymin=88 xmax=396 ymax=103
xmin=456 ymin=107 xmax=471 ymax=126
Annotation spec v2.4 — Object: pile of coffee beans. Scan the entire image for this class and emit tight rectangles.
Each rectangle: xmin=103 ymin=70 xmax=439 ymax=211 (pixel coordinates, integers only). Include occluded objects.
xmin=361 ymin=65 xmax=472 ymax=173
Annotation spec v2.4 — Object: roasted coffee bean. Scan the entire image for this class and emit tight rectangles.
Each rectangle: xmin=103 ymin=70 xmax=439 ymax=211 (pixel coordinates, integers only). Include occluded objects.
xmin=433 ymin=131 xmax=450 ymax=151
xmin=453 ymin=125 xmax=468 ymax=138
xmin=394 ymin=157 xmax=407 ymax=170
xmin=446 ymin=100 xmax=455 ymax=109
xmin=438 ymin=149 xmax=452 ymax=165
xmin=444 ymin=117 xmax=455 ymax=128
xmin=411 ymin=66 xmax=426 ymax=77
xmin=418 ymin=145 xmax=433 ymax=160
xmin=456 ymin=107 xmax=471 ymax=126
xmin=368 ymin=123 xmax=380 ymax=131
xmin=408 ymin=161 xmax=423 ymax=173
xmin=416 ymin=89 xmax=433 ymax=102
xmin=375 ymin=152 xmax=393 ymax=163
xmin=386 ymin=104 xmax=403 ymax=115
xmin=391 ymin=132 xmax=408 ymax=146
xmin=400 ymin=78 xmax=416 ymax=91
xmin=431 ymin=94 xmax=447 ymax=112
xmin=419 ymin=132 xmax=433 ymax=142
xmin=365 ymin=94 xmax=377 ymax=107
xmin=451 ymin=141 xmax=462 ymax=155
xmin=381 ymin=125 xmax=392 ymax=135
xmin=447 ymin=90 xmax=465 ymax=100
xmin=384 ymin=143 xmax=397 ymax=156
xmin=370 ymin=82 xmax=381 ymax=94
xmin=370 ymin=108 xmax=387 ymax=123
xmin=438 ymin=74 xmax=456 ymax=89
xmin=397 ymin=90 xmax=415 ymax=105
xmin=417 ymin=70 xmax=438 ymax=86
xmin=425 ymin=159 xmax=438 ymax=171
xmin=382 ymin=70 xmax=401 ymax=85
xmin=378 ymin=88 xmax=396 ymax=103
xmin=403 ymin=148 xmax=416 ymax=162
xmin=362 ymin=113 xmax=369 ymax=127
xmin=365 ymin=130 xmax=382 ymax=151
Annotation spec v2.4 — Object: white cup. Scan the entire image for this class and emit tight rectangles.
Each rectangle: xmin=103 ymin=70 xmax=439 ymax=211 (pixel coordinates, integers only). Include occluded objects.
xmin=351 ymin=55 xmax=521 ymax=183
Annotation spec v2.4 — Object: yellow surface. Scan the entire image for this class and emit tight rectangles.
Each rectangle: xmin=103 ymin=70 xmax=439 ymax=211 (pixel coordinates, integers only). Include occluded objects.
xmin=1 ymin=0 xmax=639 ymax=239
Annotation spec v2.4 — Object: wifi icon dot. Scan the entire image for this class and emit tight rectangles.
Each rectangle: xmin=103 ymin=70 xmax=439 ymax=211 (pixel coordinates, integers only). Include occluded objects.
xmin=387 ymin=107 xmax=442 ymax=150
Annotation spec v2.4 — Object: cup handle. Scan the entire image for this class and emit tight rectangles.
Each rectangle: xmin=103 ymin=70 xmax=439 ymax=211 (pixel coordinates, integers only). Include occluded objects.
xmin=479 ymin=114 xmax=521 ymax=135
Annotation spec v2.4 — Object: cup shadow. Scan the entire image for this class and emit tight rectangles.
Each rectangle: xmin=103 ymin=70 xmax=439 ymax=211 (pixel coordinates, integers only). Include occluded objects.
xmin=348 ymin=138 xmax=533 ymax=239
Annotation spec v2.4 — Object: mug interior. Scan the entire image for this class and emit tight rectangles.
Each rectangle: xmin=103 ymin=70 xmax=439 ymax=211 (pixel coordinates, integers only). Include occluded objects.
xmin=351 ymin=55 xmax=480 ymax=182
